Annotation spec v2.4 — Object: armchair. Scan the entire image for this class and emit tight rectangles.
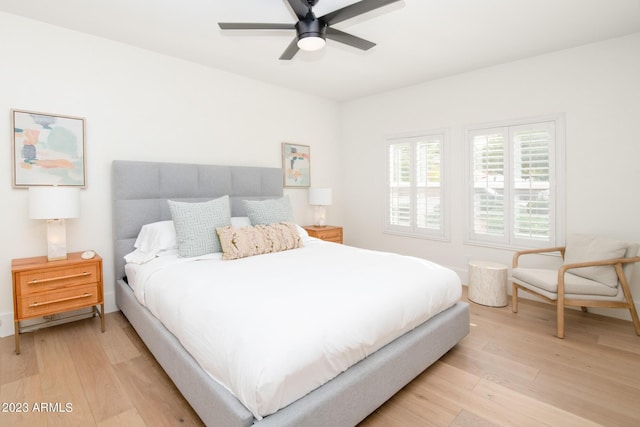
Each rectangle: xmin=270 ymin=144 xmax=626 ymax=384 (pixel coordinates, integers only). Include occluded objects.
xmin=511 ymin=234 xmax=640 ymax=338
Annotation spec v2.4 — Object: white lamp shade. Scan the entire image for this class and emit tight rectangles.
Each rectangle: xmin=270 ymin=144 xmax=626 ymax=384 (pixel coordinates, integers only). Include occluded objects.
xmin=29 ymin=186 xmax=80 ymax=219
xmin=309 ymin=188 xmax=332 ymax=206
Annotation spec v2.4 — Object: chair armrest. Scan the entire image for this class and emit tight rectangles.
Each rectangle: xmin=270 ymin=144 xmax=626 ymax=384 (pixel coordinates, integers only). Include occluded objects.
xmin=559 ymin=256 xmax=640 ymax=274
xmin=513 ymin=246 xmax=566 ymax=268
xmin=557 ymin=256 xmax=640 ymax=296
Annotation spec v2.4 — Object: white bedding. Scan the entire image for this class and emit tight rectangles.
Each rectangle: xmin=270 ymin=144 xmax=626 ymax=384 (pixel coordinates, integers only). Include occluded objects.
xmin=125 ymin=239 xmax=461 ymax=419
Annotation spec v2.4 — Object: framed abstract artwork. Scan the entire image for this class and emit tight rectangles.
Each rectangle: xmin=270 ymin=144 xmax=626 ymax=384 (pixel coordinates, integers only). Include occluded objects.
xmin=12 ymin=109 xmax=86 ymax=187
xmin=282 ymin=142 xmax=310 ymax=188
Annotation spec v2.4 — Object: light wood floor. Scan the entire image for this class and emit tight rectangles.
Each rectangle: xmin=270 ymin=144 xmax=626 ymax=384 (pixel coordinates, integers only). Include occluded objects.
xmin=2 ymin=290 xmax=639 ymax=427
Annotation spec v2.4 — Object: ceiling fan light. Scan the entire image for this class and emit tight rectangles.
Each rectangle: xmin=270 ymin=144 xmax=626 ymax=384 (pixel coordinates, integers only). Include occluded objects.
xmin=297 ymin=35 xmax=325 ymax=51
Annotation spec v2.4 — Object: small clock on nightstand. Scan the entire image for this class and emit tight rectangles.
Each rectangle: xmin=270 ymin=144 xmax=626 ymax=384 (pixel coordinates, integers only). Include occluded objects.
xmin=302 ymin=225 xmax=343 ymax=244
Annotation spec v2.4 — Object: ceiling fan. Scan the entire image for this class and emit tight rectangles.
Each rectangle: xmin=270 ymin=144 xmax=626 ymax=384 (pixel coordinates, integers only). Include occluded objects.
xmin=218 ymin=0 xmax=401 ymax=60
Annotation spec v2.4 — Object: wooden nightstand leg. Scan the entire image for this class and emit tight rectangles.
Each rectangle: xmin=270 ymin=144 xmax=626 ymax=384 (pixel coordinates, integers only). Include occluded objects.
xmin=100 ymin=303 xmax=105 ymax=332
xmin=14 ymin=321 xmax=20 ymax=355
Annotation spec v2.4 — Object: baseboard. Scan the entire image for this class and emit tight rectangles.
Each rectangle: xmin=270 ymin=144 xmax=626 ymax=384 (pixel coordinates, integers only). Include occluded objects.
xmin=0 ymin=311 xmax=13 ymax=338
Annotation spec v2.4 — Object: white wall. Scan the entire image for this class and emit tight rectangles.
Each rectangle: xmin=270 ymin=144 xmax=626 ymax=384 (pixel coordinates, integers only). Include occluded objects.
xmin=340 ymin=33 xmax=640 ymax=320
xmin=2 ymin=11 xmax=638 ymax=337
xmin=0 ymin=12 xmax=343 ymax=337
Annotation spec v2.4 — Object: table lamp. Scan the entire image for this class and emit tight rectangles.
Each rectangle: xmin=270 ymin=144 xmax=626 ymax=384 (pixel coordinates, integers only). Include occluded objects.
xmin=29 ymin=186 xmax=80 ymax=261
xmin=309 ymin=187 xmax=332 ymax=227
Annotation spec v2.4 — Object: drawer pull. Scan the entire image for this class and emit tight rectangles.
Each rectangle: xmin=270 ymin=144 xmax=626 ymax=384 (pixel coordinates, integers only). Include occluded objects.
xmin=29 ymin=293 xmax=93 ymax=307
xmin=29 ymin=272 xmax=91 ymax=285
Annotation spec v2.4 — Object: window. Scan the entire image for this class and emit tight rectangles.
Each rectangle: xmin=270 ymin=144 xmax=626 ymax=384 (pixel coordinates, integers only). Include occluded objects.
xmin=386 ymin=132 xmax=448 ymax=240
xmin=466 ymin=115 xmax=565 ymax=249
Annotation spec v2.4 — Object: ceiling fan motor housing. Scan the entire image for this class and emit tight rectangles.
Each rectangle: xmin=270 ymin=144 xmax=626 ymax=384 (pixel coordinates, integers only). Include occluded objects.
xmin=296 ymin=16 xmax=327 ymax=42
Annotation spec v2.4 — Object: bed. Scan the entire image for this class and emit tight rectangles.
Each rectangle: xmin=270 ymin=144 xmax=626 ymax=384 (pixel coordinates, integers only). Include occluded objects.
xmin=112 ymin=160 xmax=469 ymax=427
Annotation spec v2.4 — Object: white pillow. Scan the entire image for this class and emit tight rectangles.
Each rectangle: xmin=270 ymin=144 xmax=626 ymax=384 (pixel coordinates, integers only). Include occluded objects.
xmin=134 ymin=220 xmax=177 ymax=255
xmin=296 ymin=224 xmax=310 ymax=240
xmin=231 ymin=216 xmax=252 ymax=228
xmin=124 ymin=249 xmax=157 ymax=265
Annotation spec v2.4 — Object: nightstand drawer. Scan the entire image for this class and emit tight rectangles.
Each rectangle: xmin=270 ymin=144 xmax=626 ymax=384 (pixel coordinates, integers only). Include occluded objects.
xmin=18 ymin=283 xmax=100 ymax=319
xmin=303 ymin=225 xmax=343 ymax=244
xmin=314 ymin=228 xmax=342 ymax=242
xmin=16 ymin=263 xmax=99 ymax=296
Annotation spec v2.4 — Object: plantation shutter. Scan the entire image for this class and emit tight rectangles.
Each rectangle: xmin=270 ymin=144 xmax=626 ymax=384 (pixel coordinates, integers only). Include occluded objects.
xmin=470 ymin=129 xmax=507 ymax=244
xmin=416 ymin=139 xmax=443 ymax=232
xmin=467 ymin=117 xmax=560 ymax=248
xmin=386 ymin=133 xmax=447 ymax=239
xmin=511 ymin=122 xmax=554 ymax=245
xmin=388 ymin=141 xmax=412 ymax=228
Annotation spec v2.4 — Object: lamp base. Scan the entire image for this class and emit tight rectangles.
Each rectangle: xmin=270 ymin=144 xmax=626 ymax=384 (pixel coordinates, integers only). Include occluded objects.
xmin=313 ymin=205 xmax=327 ymax=227
xmin=46 ymin=219 xmax=68 ymax=261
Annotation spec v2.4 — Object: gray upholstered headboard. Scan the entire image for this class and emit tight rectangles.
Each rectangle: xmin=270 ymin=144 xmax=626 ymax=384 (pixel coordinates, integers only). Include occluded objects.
xmin=112 ymin=160 xmax=283 ymax=281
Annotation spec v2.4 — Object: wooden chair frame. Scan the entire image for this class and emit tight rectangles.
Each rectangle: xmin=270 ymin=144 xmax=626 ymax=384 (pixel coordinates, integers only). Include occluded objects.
xmin=512 ymin=246 xmax=640 ymax=338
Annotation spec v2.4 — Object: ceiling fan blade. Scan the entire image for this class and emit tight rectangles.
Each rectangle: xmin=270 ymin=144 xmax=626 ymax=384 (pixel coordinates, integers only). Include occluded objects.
xmin=279 ymin=37 xmax=300 ymax=60
xmin=218 ymin=23 xmax=295 ymax=30
xmin=326 ymin=27 xmax=375 ymax=50
xmin=285 ymin=0 xmax=310 ymax=20
xmin=321 ymin=0 xmax=401 ymax=25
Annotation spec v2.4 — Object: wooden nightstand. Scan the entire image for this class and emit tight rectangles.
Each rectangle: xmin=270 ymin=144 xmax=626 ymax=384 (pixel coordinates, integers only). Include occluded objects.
xmin=12 ymin=251 xmax=105 ymax=354
xmin=303 ymin=225 xmax=343 ymax=244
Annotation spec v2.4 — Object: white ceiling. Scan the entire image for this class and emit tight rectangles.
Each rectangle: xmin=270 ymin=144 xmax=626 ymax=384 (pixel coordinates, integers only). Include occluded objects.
xmin=1 ymin=0 xmax=639 ymax=101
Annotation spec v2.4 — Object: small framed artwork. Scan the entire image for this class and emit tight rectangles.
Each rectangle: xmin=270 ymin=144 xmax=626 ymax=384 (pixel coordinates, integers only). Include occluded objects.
xmin=282 ymin=142 xmax=310 ymax=188
xmin=12 ymin=109 xmax=86 ymax=187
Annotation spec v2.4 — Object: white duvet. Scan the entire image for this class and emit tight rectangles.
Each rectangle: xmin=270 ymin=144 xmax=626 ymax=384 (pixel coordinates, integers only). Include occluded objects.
xmin=125 ymin=238 xmax=461 ymax=419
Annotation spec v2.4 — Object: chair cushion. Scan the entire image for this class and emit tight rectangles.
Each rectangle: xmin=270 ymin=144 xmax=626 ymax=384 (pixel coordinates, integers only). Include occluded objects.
xmin=563 ymin=234 xmax=628 ymax=287
xmin=512 ymin=268 xmax=619 ymax=297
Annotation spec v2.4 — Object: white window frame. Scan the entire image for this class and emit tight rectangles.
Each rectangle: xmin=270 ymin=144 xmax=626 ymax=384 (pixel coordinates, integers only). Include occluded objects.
xmin=464 ymin=114 xmax=565 ymax=250
xmin=385 ymin=130 xmax=449 ymax=241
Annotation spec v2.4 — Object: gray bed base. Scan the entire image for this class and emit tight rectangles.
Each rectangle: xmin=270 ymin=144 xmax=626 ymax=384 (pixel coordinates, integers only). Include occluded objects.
xmin=112 ymin=160 xmax=470 ymax=426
